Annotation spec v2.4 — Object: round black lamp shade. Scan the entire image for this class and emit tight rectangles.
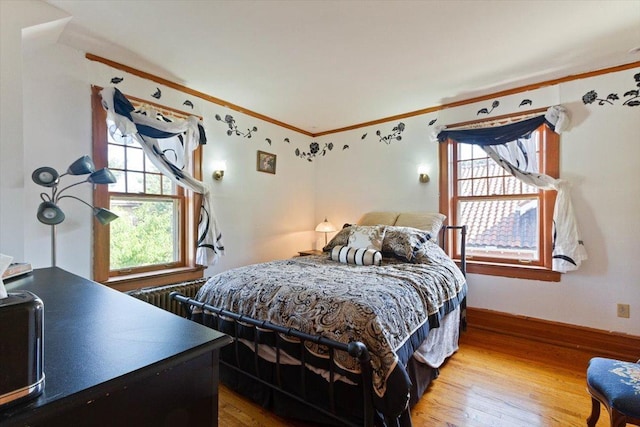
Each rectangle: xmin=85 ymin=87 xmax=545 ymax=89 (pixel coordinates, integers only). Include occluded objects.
xmin=32 ymin=167 xmax=59 ymax=187
xmin=37 ymin=202 xmax=65 ymax=225
xmin=93 ymin=208 xmax=119 ymax=225
xmin=67 ymin=156 xmax=95 ymax=175
xmin=87 ymin=168 xmax=117 ymax=184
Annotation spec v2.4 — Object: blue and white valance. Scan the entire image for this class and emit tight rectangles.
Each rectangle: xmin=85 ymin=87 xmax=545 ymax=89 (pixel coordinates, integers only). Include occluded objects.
xmin=100 ymin=87 xmax=224 ymax=266
xmin=433 ymin=106 xmax=586 ymax=273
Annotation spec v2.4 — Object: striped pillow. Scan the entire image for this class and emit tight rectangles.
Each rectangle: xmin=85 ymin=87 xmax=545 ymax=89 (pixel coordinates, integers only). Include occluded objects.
xmin=330 ymin=245 xmax=382 ymax=266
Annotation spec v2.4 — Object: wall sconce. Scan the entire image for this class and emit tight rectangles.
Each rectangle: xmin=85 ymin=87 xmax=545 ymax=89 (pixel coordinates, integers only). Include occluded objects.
xmin=212 ymin=161 xmax=227 ymax=181
xmin=315 ymin=217 xmax=337 ymax=246
xmin=32 ymin=155 xmax=118 ymax=267
xmin=417 ymin=164 xmax=430 ymax=183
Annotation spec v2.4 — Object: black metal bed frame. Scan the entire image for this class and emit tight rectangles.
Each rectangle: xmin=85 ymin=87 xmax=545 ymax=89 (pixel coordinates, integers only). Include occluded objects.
xmin=170 ymin=224 xmax=467 ymax=427
xmin=171 ymin=291 xmax=375 ymax=426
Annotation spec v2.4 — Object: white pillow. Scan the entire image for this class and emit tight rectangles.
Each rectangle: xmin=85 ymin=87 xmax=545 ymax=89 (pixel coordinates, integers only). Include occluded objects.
xmin=357 ymin=212 xmax=399 ymax=226
xmin=347 ymin=225 xmax=386 ymax=250
xmin=331 ymin=245 xmax=382 ymax=266
xmin=394 ymin=212 xmax=446 ymax=241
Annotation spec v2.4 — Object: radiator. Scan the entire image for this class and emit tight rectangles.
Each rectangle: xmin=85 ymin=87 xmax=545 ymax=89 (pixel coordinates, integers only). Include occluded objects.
xmin=126 ymin=278 xmax=209 ymax=317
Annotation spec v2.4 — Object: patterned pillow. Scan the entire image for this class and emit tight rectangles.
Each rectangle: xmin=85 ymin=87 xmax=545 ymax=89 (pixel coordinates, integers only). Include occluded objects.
xmin=347 ymin=225 xmax=386 ymax=251
xmin=331 ymin=245 xmax=382 ymax=266
xmin=323 ymin=225 xmax=353 ymax=252
xmin=382 ymin=226 xmax=431 ymax=262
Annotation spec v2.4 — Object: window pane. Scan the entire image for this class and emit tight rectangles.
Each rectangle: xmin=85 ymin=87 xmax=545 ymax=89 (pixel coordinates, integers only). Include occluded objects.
xmin=147 ymin=159 xmax=160 ymax=173
xmin=126 ymin=146 xmax=145 ymax=172
xmin=458 ymin=198 xmax=539 ymax=261
xmin=472 ymin=178 xmax=487 ymax=196
xmin=472 ymin=144 xmax=486 ymax=159
xmin=146 ymin=173 xmax=162 ymax=194
xmin=458 ymin=144 xmax=473 ymax=161
xmin=472 ymin=159 xmax=487 ymax=178
xmin=458 ymin=160 xmax=473 ymax=179
xmin=108 ymin=144 xmax=125 ymax=170
xmin=503 ymin=176 xmax=522 ymax=195
xmin=487 ymin=177 xmax=503 ymax=195
xmin=162 ymin=176 xmax=175 ymax=195
xmin=109 ymin=197 xmax=180 ymax=269
xmin=109 ymin=170 xmax=126 ymax=193
xmin=127 ymin=171 xmax=144 ymax=193
xmin=487 ymin=160 xmax=503 ymax=177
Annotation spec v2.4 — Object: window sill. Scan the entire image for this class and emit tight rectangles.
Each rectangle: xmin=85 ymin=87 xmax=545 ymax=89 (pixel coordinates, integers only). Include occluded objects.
xmin=101 ymin=265 xmax=206 ymax=292
xmin=465 ymin=261 xmax=561 ymax=282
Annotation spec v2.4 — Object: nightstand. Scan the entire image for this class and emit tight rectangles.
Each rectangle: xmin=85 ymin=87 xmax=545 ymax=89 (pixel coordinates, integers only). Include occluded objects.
xmin=298 ymin=249 xmax=324 ymax=256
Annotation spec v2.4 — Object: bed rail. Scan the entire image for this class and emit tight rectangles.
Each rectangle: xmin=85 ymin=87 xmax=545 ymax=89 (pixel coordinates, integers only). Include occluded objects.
xmin=440 ymin=225 xmax=467 ymax=277
xmin=170 ymin=292 xmax=375 ymax=427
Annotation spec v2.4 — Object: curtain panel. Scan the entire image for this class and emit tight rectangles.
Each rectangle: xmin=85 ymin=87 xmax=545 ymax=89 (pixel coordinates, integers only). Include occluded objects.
xmin=433 ymin=106 xmax=586 ymax=273
xmin=100 ymin=87 xmax=224 ymax=266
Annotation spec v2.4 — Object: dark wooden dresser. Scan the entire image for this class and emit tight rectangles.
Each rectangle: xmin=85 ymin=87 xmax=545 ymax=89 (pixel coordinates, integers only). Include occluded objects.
xmin=1 ymin=267 xmax=232 ymax=427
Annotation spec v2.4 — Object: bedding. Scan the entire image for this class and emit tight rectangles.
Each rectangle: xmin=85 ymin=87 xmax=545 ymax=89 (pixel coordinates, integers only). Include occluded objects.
xmin=181 ymin=213 xmax=466 ymax=426
xmin=195 ymin=244 xmax=465 ymax=398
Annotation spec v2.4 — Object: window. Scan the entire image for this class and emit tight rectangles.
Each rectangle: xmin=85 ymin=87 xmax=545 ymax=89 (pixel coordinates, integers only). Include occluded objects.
xmin=91 ymin=87 xmax=204 ymax=290
xmin=439 ymin=117 xmax=560 ymax=281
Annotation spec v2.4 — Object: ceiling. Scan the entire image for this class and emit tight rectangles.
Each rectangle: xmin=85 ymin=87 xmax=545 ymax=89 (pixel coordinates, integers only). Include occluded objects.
xmin=44 ymin=0 xmax=640 ymax=134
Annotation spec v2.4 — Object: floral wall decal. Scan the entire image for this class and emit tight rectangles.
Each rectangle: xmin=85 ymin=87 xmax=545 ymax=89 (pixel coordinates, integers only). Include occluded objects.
xmin=343 ymin=144 xmax=350 ymax=150
xmin=428 ymin=118 xmax=437 ymax=126
xmin=295 ymin=142 xmax=334 ymax=162
xmin=361 ymin=133 xmax=368 ymax=140
xmin=582 ymin=73 xmax=640 ymax=107
xmin=152 ymin=87 xmax=162 ymax=99
xmin=110 ymin=77 xmax=123 ymax=84
xmin=519 ymin=99 xmax=533 ymax=107
xmin=183 ymin=100 xmax=194 ymax=109
xmin=284 ymin=137 xmax=290 ymax=143
xmin=215 ymin=114 xmax=258 ymax=138
xmin=377 ymin=122 xmax=405 ymax=144
xmin=477 ymin=100 xmax=499 ymax=115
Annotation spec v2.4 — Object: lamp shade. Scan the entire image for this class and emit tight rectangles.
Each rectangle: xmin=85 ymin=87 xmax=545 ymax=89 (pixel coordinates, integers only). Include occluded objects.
xmin=93 ymin=208 xmax=119 ymax=225
xmin=32 ymin=167 xmax=59 ymax=187
xmin=315 ymin=218 xmax=337 ymax=233
xmin=87 ymin=168 xmax=117 ymax=184
xmin=37 ymin=202 xmax=65 ymax=225
xmin=67 ymin=156 xmax=96 ymax=175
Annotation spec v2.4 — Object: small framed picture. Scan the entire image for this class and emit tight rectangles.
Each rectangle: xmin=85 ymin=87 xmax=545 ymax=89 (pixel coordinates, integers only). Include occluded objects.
xmin=257 ymin=150 xmax=276 ymax=174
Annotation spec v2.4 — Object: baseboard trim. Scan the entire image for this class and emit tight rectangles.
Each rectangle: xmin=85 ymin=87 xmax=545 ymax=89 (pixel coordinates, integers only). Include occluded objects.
xmin=466 ymin=307 xmax=640 ymax=361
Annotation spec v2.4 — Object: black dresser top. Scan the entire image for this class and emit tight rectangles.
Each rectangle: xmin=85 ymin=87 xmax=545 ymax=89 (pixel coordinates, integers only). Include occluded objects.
xmin=1 ymin=267 xmax=230 ymax=422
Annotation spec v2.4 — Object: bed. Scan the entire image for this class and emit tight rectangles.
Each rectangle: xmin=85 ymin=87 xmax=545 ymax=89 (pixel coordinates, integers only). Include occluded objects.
xmin=171 ymin=212 xmax=467 ymax=427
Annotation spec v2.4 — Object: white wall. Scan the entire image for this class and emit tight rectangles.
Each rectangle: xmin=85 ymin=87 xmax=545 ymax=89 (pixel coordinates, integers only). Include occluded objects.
xmin=2 ymin=0 xmax=315 ymax=279
xmin=315 ymin=68 xmax=640 ymax=336
xmin=2 ymin=1 xmax=638 ymax=337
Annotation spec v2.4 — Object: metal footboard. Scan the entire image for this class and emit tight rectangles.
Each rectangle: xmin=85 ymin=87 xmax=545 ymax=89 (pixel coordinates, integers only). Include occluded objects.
xmin=170 ymin=292 xmax=375 ymax=427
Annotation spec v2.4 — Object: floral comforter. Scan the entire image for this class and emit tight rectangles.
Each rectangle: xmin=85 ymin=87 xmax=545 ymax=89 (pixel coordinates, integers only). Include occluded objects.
xmin=194 ymin=241 xmax=466 ymax=398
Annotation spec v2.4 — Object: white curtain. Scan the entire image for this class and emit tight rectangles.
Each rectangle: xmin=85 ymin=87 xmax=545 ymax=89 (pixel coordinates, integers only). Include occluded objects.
xmin=482 ymin=137 xmax=587 ymax=272
xmin=100 ymin=87 xmax=224 ymax=266
xmin=435 ymin=106 xmax=587 ymax=273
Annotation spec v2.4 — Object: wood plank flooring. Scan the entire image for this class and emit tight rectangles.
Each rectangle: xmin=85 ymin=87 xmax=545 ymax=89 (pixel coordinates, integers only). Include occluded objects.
xmin=218 ymin=326 xmax=612 ymax=426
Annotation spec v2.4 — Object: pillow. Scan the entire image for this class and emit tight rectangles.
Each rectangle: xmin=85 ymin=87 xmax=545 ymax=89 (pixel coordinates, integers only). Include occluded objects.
xmin=382 ymin=226 xmax=431 ymax=262
xmin=347 ymin=225 xmax=386 ymax=251
xmin=394 ymin=212 xmax=446 ymax=241
xmin=357 ymin=211 xmax=399 ymax=226
xmin=331 ymin=245 xmax=382 ymax=266
xmin=323 ymin=225 xmax=353 ymax=252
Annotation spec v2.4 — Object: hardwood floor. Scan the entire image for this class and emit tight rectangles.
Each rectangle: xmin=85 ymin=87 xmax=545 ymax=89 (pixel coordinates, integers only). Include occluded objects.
xmin=218 ymin=326 xmax=611 ymax=426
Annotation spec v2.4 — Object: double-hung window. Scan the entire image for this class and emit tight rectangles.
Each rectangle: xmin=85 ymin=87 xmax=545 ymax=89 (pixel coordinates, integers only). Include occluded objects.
xmin=439 ymin=114 xmax=560 ymax=281
xmin=91 ymin=87 xmax=204 ymax=289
